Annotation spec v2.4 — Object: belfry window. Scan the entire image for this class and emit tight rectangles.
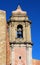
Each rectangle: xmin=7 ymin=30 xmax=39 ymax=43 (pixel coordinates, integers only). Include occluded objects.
xmin=17 ymin=25 xmax=23 ymax=38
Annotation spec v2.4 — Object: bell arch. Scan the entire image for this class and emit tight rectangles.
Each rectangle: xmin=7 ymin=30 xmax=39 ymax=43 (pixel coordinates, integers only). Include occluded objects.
xmin=17 ymin=24 xmax=23 ymax=38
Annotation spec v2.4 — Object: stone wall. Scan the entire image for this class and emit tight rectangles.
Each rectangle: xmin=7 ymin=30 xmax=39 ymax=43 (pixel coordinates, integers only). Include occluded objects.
xmin=32 ymin=59 xmax=40 ymax=65
xmin=6 ymin=24 xmax=10 ymax=65
xmin=0 ymin=10 xmax=6 ymax=65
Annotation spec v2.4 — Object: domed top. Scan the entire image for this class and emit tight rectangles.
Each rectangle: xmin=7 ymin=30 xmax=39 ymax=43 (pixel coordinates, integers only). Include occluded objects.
xmin=12 ymin=5 xmax=27 ymax=16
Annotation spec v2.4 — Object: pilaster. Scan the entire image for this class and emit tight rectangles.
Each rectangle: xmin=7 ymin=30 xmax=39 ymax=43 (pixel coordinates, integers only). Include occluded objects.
xmin=27 ymin=44 xmax=32 ymax=65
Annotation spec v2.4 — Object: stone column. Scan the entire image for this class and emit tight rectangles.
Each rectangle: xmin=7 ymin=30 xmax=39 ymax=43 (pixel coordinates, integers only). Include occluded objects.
xmin=27 ymin=23 xmax=31 ymax=42
xmin=11 ymin=44 xmax=14 ymax=65
xmin=27 ymin=44 xmax=32 ymax=65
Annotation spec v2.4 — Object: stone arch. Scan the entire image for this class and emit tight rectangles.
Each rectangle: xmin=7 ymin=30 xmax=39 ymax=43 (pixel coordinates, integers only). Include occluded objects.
xmin=17 ymin=24 xmax=23 ymax=38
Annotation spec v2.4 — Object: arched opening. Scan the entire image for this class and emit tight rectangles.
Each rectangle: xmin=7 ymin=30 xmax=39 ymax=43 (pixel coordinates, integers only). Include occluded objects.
xmin=17 ymin=24 xmax=23 ymax=38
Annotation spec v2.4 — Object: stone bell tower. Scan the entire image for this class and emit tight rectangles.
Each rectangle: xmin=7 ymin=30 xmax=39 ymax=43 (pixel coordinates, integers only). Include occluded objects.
xmin=8 ymin=5 xmax=32 ymax=65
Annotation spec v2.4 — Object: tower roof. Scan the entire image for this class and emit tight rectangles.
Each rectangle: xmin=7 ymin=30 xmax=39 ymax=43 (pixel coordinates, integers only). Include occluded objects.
xmin=12 ymin=5 xmax=27 ymax=16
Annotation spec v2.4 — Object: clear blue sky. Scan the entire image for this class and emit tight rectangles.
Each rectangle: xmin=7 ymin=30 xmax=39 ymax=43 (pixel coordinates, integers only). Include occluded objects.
xmin=0 ymin=0 xmax=40 ymax=60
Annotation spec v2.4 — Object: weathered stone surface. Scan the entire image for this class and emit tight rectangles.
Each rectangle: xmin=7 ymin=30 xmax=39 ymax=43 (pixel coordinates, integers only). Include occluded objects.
xmin=0 ymin=10 xmax=6 ymax=65
xmin=32 ymin=59 xmax=40 ymax=65
xmin=6 ymin=24 xmax=10 ymax=65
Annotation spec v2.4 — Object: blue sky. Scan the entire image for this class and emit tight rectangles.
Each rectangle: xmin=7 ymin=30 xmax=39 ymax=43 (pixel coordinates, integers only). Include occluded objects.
xmin=0 ymin=0 xmax=40 ymax=60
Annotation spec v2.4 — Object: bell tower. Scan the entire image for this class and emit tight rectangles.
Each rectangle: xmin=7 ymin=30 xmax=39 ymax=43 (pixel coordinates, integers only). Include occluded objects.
xmin=8 ymin=5 xmax=32 ymax=65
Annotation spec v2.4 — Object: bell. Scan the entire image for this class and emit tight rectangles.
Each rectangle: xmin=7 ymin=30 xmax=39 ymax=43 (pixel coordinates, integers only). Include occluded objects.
xmin=18 ymin=31 xmax=22 ymax=34
xmin=18 ymin=28 xmax=22 ymax=31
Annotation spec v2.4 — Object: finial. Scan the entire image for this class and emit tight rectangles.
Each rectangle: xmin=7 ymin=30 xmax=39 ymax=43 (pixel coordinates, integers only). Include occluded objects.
xmin=17 ymin=5 xmax=21 ymax=10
